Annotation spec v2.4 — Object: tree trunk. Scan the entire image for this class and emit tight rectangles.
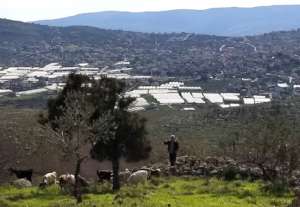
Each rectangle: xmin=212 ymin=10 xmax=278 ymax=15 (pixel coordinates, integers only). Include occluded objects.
xmin=112 ymin=158 xmax=120 ymax=191
xmin=74 ymin=158 xmax=84 ymax=203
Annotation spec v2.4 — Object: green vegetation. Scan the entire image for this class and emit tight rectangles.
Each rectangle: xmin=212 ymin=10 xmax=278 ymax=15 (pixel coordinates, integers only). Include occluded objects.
xmin=0 ymin=177 xmax=294 ymax=207
xmin=39 ymin=75 xmax=151 ymax=194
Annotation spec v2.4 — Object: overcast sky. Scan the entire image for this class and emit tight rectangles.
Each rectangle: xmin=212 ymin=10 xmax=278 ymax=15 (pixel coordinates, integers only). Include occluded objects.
xmin=1 ymin=0 xmax=300 ymax=21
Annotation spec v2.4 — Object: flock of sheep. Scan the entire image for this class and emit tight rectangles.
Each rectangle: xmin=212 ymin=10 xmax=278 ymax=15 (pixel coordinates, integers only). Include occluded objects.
xmin=8 ymin=167 xmax=162 ymax=189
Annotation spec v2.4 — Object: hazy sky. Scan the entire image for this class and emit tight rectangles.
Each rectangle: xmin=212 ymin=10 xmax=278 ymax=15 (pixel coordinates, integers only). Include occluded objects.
xmin=1 ymin=0 xmax=300 ymax=21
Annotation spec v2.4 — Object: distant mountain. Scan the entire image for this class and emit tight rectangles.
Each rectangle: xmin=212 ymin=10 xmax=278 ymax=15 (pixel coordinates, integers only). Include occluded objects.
xmin=1 ymin=18 xmax=300 ymax=77
xmin=35 ymin=5 xmax=300 ymax=36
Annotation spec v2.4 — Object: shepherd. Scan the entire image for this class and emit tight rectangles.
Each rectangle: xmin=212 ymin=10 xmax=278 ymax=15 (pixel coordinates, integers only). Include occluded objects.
xmin=164 ymin=135 xmax=179 ymax=166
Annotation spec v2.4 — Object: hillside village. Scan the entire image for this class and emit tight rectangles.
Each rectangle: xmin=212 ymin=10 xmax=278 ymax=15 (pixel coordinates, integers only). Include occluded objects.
xmin=0 ymin=59 xmax=300 ymax=111
xmin=1 ymin=60 xmax=300 ymax=111
xmin=0 ymin=61 xmax=151 ymax=96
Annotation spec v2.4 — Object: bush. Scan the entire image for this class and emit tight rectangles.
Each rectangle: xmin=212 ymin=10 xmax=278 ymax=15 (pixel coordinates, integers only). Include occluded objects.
xmin=262 ymin=180 xmax=290 ymax=196
xmin=223 ymin=166 xmax=238 ymax=181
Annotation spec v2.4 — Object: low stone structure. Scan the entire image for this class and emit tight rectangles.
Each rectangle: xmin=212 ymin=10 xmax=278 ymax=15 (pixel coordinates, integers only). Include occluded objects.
xmin=152 ymin=155 xmax=264 ymax=181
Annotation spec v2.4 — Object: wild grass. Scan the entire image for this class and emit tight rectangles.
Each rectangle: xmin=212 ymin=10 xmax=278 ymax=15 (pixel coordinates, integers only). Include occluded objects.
xmin=0 ymin=177 xmax=294 ymax=207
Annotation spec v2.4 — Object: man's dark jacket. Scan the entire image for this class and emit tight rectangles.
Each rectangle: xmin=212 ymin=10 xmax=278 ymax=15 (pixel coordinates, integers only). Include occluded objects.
xmin=164 ymin=140 xmax=179 ymax=154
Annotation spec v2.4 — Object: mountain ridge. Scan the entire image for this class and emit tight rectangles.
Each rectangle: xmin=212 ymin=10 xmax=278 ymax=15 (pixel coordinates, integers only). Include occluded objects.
xmin=35 ymin=5 xmax=300 ymax=36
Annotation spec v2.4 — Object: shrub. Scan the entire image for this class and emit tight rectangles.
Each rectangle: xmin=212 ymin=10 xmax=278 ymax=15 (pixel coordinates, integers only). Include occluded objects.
xmin=223 ymin=166 xmax=238 ymax=181
xmin=262 ymin=180 xmax=290 ymax=196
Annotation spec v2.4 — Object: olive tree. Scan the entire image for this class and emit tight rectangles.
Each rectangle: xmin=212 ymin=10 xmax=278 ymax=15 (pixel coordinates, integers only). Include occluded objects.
xmin=46 ymin=90 xmax=93 ymax=203
xmin=90 ymin=79 xmax=152 ymax=191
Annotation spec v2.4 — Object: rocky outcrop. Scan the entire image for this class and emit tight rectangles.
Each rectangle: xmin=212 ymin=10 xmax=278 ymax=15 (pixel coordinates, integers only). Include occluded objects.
xmin=12 ymin=178 xmax=32 ymax=188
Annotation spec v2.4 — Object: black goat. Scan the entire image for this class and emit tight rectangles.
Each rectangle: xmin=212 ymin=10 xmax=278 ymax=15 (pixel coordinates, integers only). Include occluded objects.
xmin=8 ymin=168 xmax=33 ymax=181
xmin=96 ymin=170 xmax=112 ymax=182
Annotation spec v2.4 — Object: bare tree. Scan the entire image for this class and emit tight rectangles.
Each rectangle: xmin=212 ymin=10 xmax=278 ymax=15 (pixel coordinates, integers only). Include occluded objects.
xmin=48 ymin=90 xmax=93 ymax=203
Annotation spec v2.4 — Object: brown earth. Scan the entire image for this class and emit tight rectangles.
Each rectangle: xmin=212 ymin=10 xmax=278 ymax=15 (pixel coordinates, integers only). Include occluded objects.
xmin=0 ymin=105 xmax=218 ymax=184
xmin=0 ymin=107 xmax=167 ymax=184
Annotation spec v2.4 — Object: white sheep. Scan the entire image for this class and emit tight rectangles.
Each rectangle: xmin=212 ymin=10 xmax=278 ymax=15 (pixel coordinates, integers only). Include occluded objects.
xmin=127 ymin=170 xmax=149 ymax=185
xmin=58 ymin=174 xmax=75 ymax=189
xmin=43 ymin=171 xmax=57 ymax=185
xmin=119 ymin=168 xmax=131 ymax=184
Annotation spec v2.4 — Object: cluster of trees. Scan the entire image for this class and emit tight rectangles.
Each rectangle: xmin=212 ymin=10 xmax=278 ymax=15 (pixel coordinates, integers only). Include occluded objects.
xmin=39 ymin=74 xmax=151 ymax=203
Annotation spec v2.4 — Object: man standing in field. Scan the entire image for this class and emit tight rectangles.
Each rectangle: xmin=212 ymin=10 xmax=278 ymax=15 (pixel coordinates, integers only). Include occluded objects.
xmin=164 ymin=135 xmax=179 ymax=166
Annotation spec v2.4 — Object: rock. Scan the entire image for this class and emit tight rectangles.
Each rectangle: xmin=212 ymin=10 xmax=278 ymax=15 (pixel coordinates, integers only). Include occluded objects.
xmin=293 ymin=170 xmax=300 ymax=178
xmin=209 ymin=169 xmax=220 ymax=176
xmin=290 ymin=177 xmax=300 ymax=188
xmin=176 ymin=156 xmax=189 ymax=163
xmin=192 ymin=169 xmax=204 ymax=176
xmin=205 ymin=156 xmax=220 ymax=166
xmin=249 ymin=167 xmax=263 ymax=179
xmin=225 ymin=158 xmax=237 ymax=166
xmin=12 ymin=178 xmax=32 ymax=188
xmin=293 ymin=187 xmax=300 ymax=197
xmin=238 ymin=166 xmax=250 ymax=179
xmin=169 ymin=166 xmax=177 ymax=176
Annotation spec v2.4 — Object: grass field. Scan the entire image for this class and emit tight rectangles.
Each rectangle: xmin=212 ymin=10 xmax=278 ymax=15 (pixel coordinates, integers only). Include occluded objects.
xmin=0 ymin=177 xmax=294 ymax=207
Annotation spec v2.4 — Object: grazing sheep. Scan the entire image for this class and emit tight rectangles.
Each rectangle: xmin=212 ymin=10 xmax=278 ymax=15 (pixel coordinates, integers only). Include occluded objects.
xmin=96 ymin=170 xmax=112 ymax=182
xmin=150 ymin=169 xmax=161 ymax=177
xmin=140 ymin=167 xmax=161 ymax=178
xmin=127 ymin=170 xmax=149 ymax=185
xmin=43 ymin=171 xmax=57 ymax=185
xmin=59 ymin=174 xmax=88 ymax=190
xmin=59 ymin=174 xmax=75 ymax=189
xmin=119 ymin=168 xmax=131 ymax=184
xmin=8 ymin=168 xmax=33 ymax=181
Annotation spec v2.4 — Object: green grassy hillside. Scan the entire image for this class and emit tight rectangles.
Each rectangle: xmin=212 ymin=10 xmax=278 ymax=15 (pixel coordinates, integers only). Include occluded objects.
xmin=0 ymin=177 xmax=294 ymax=207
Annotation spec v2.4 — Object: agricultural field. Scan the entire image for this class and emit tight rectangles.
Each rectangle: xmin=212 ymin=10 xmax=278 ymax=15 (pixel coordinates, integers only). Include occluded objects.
xmin=0 ymin=177 xmax=294 ymax=207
